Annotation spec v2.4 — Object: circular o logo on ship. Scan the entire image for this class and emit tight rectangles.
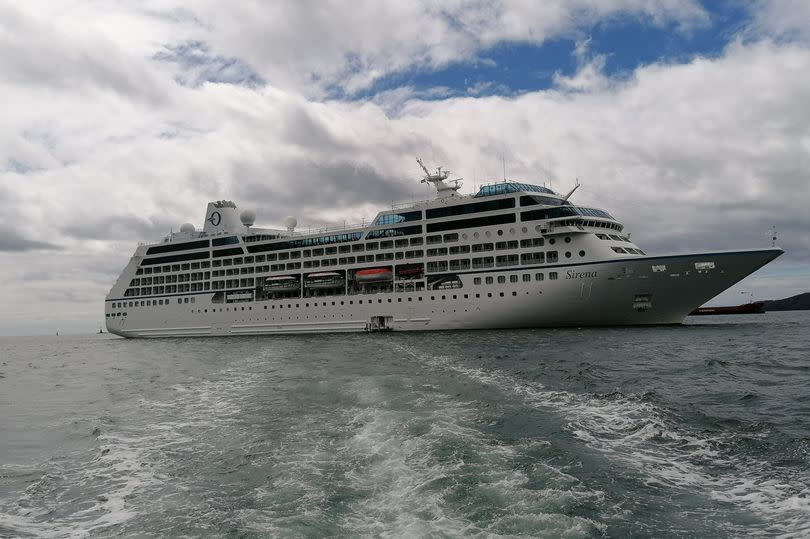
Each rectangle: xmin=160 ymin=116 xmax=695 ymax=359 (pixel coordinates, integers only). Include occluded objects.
xmin=208 ymin=211 xmax=221 ymax=226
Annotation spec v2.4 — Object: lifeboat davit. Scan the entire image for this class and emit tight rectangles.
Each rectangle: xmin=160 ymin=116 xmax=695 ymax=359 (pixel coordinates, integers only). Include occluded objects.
xmin=355 ymin=268 xmax=393 ymax=283
xmin=397 ymin=266 xmax=422 ymax=276
xmin=264 ymin=275 xmax=299 ymax=292
xmin=305 ymin=271 xmax=344 ymax=289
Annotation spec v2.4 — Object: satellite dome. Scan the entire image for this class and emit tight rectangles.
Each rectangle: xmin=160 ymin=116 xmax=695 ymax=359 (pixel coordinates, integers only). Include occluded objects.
xmin=179 ymin=223 xmax=195 ymax=233
xmin=240 ymin=209 xmax=256 ymax=227
xmin=283 ymin=216 xmax=297 ymax=231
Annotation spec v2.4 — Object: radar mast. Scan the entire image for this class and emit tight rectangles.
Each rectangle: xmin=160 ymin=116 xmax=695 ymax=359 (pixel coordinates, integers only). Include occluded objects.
xmin=416 ymin=157 xmax=462 ymax=198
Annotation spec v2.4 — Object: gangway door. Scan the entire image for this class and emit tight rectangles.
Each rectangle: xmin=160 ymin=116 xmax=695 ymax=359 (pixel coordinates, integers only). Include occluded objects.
xmin=366 ymin=316 xmax=393 ymax=332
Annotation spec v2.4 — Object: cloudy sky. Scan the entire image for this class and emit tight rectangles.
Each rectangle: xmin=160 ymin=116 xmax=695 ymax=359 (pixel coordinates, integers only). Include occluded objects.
xmin=1 ymin=0 xmax=809 ymax=335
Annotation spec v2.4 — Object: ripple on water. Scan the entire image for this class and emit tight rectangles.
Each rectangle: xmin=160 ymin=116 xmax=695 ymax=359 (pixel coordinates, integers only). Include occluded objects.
xmin=389 ymin=341 xmax=810 ymax=538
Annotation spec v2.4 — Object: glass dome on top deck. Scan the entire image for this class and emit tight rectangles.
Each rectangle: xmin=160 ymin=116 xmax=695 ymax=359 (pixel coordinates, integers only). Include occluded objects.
xmin=474 ymin=182 xmax=556 ymax=198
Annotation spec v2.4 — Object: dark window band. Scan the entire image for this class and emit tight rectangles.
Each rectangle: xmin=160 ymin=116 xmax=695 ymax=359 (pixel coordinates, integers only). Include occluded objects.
xmin=426 ymin=213 xmax=516 ymax=233
xmin=145 ymin=239 xmax=209 ymax=255
xmin=374 ymin=211 xmax=422 ymax=225
xmin=521 ymin=206 xmax=613 ymax=221
xmin=246 ymin=232 xmax=363 ymax=254
xmin=426 ymin=198 xmax=515 ymax=219
xmin=213 ymin=247 xmax=245 ymax=257
xmin=520 ymin=195 xmax=566 ymax=207
xmin=212 ymin=236 xmax=240 ymax=246
xmin=365 ymin=225 xmax=422 ymax=239
xmin=142 ymin=251 xmax=209 ymax=266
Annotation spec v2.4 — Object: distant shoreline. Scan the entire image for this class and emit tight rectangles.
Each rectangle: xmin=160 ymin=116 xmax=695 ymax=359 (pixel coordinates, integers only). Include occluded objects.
xmin=762 ymin=292 xmax=810 ymax=312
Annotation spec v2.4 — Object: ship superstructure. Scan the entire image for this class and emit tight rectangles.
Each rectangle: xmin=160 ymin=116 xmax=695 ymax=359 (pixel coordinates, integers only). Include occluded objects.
xmin=105 ymin=162 xmax=782 ymax=337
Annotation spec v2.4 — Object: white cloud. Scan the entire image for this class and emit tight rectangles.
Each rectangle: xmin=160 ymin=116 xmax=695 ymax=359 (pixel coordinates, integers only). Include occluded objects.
xmin=3 ymin=0 xmax=709 ymax=97
xmin=748 ymin=0 xmax=810 ymax=42
xmin=1 ymin=1 xmax=809 ymax=334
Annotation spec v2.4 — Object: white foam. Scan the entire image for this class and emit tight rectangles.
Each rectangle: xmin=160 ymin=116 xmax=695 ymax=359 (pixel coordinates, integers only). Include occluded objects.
xmin=0 ymin=360 xmax=266 ymax=537
xmin=234 ymin=371 xmax=606 ymax=537
xmin=390 ymin=342 xmax=810 ymax=537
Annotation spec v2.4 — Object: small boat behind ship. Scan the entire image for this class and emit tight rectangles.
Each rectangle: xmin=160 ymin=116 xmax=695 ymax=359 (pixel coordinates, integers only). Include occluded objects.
xmin=689 ymin=301 xmax=766 ymax=315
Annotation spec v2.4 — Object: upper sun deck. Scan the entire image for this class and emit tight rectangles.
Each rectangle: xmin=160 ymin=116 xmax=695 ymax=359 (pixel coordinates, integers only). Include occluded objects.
xmin=139 ymin=175 xmax=610 ymax=250
xmin=473 ymin=181 xmax=556 ymax=197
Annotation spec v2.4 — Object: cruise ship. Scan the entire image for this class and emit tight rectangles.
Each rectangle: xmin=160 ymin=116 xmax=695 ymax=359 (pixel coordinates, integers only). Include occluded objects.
xmin=105 ymin=161 xmax=783 ymax=337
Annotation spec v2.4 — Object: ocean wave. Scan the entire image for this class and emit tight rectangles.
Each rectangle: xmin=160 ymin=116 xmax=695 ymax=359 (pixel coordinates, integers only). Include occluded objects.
xmin=390 ymin=341 xmax=810 ymax=538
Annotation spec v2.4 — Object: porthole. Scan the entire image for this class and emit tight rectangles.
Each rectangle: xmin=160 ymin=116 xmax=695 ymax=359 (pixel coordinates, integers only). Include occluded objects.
xmin=579 ymin=250 xmax=586 ymax=257
xmin=509 ymin=228 xmax=515 ymax=235
xmin=564 ymin=237 xmax=571 ymax=243
xmin=497 ymin=229 xmax=504 ymax=236
xmin=535 ymin=225 xmax=542 ymax=232
xmin=549 ymin=238 xmax=556 ymax=245
xmin=485 ymin=231 xmax=491 ymax=238
xmin=565 ymin=251 xmax=572 ymax=258
xmin=462 ymin=233 xmax=468 ymax=239
xmin=521 ymin=227 xmax=528 ymax=233
xmin=474 ymin=232 xmax=480 ymax=239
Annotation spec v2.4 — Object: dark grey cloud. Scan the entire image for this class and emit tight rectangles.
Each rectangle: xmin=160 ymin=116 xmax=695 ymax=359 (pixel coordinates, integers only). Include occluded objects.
xmin=153 ymin=41 xmax=265 ymax=89
xmin=0 ymin=4 xmax=170 ymax=104
xmin=280 ymin=105 xmax=352 ymax=152
xmin=61 ymin=215 xmax=180 ymax=242
xmin=0 ymin=233 xmax=60 ymax=252
xmin=231 ymin=159 xmax=414 ymax=223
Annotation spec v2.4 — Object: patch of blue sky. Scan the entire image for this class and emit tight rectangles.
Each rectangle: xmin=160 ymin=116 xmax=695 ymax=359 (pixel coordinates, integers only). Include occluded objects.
xmin=346 ymin=1 xmax=751 ymax=102
xmin=153 ymin=41 xmax=265 ymax=89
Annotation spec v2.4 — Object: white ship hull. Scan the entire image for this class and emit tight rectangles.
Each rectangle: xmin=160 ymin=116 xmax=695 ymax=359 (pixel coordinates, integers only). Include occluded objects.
xmin=106 ymin=248 xmax=781 ymax=338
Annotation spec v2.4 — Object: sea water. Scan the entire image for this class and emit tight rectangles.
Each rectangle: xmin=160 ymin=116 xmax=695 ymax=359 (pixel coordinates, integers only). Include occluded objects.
xmin=1 ymin=311 xmax=808 ymax=537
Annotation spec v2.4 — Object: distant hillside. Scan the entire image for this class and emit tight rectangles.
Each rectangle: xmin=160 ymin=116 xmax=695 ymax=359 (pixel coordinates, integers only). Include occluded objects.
xmin=763 ymin=292 xmax=810 ymax=311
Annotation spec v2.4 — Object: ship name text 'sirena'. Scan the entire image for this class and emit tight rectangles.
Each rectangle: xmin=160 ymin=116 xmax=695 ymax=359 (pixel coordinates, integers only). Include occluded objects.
xmin=105 ymin=162 xmax=782 ymax=337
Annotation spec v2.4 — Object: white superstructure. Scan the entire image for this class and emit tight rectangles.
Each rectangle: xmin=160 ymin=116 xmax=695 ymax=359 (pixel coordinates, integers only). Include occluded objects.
xmin=105 ymin=163 xmax=782 ymax=337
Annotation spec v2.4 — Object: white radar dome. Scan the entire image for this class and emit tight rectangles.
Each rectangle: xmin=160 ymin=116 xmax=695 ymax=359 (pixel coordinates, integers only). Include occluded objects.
xmin=283 ymin=216 xmax=297 ymax=231
xmin=240 ymin=209 xmax=256 ymax=227
xmin=179 ymin=223 xmax=195 ymax=233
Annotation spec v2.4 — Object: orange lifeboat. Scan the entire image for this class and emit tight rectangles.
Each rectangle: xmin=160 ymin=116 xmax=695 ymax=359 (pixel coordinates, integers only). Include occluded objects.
xmin=355 ymin=268 xmax=393 ymax=283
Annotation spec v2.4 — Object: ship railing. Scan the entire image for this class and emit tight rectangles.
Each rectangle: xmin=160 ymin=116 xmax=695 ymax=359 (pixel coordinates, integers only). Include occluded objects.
xmin=283 ymin=221 xmax=369 ymax=236
xmin=390 ymin=198 xmax=433 ymax=210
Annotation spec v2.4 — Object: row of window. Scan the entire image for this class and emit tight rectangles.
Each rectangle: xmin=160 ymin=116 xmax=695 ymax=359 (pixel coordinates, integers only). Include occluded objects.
xmin=137 ymin=260 xmax=211 ymax=275
xmin=124 ymin=283 xmax=210 ymax=296
xmin=426 ymin=198 xmax=515 ymax=219
xmin=596 ymin=233 xmax=631 ymax=242
xmin=110 ymin=296 xmax=196 ymax=309
xmin=474 ymin=182 xmax=555 ymax=197
xmin=129 ymin=244 xmax=589 ymax=294
xmin=520 ymin=206 xmax=614 ymax=223
xmin=116 ymin=272 xmax=560 ymax=314
xmin=246 ymin=232 xmax=363 ymax=254
xmin=612 ymin=246 xmax=645 ymax=255
xmin=138 ymin=222 xmax=597 ymax=278
xmin=145 ymin=239 xmax=208 ymax=256
xmin=109 ymin=296 xmax=198 ymax=312
xmin=143 ymin=196 xmax=615 ymax=267
xmin=424 ymin=250 xmax=581 ymax=273
xmin=374 ymin=210 xmax=422 ymax=225
xmin=142 ymin=250 xmax=210 ymax=266
xmin=365 ymin=224 xmax=423 ymax=239
xmin=425 ymin=213 xmax=516 ymax=233
xmin=131 ymin=272 xmax=210 ymax=286
xmin=473 ymin=272 xmax=558 ymax=284
xmin=119 ymin=261 xmax=569 ymax=303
